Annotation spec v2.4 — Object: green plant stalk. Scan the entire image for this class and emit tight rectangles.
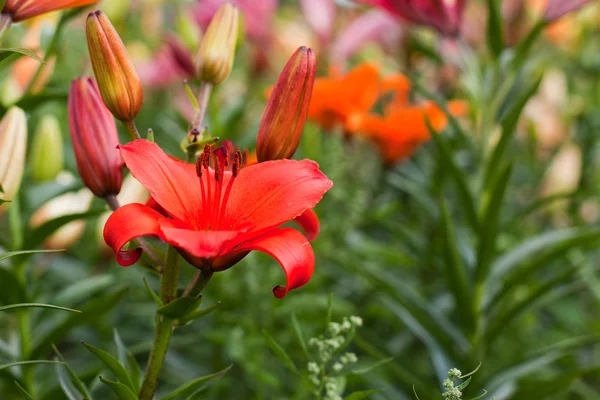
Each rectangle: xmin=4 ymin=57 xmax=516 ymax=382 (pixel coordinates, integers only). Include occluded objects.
xmin=122 ymin=120 xmax=141 ymax=141
xmin=14 ymin=258 xmax=34 ymax=392
xmin=138 ymin=245 xmax=180 ymax=400
xmin=191 ymin=82 xmax=213 ymax=133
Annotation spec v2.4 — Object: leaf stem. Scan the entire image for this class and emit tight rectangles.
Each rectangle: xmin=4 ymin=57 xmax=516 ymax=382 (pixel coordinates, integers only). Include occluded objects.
xmin=122 ymin=120 xmax=141 ymax=141
xmin=191 ymin=83 xmax=213 ymax=133
xmin=182 ymin=268 xmax=214 ymax=297
xmin=138 ymin=245 xmax=180 ymax=400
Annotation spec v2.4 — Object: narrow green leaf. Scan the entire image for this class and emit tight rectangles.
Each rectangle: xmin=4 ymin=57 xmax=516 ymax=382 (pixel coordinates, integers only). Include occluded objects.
xmin=53 ymin=345 xmax=92 ymax=399
xmin=475 ymin=163 xmax=513 ymax=284
xmin=162 ymin=364 xmax=233 ymax=400
xmin=176 ymin=301 xmax=221 ymax=326
xmin=114 ymin=330 xmax=141 ymax=393
xmin=14 ymin=381 xmax=34 ymax=400
xmin=261 ymin=329 xmax=299 ymax=375
xmin=344 ymin=389 xmax=384 ymax=399
xmin=438 ymin=199 xmax=474 ymax=329
xmin=82 ymin=342 xmax=135 ymax=391
xmin=351 ymin=357 xmax=394 ymax=375
xmin=0 ymin=360 xmax=63 ymax=371
xmin=427 ymin=120 xmax=479 ymax=232
xmin=455 ymin=377 xmax=472 ymax=391
xmin=471 ymin=389 xmax=488 ymax=400
xmin=54 ymin=275 xmax=116 ymax=307
xmin=0 ymin=268 xmax=24 ymax=304
xmin=461 ymin=362 xmax=482 ymax=379
xmin=31 ymin=288 xmax=127 ymax=359
xmin=486 ymin=0 xmax=504 ymax=57
xmin=157 ymin=295 xmax=203 ymax=319
xmin=291 ymin=313 xmax=310 ymax=358
xmin=0 ymin=303 xmax=80 ymax=313
xmin=0 ymin=48 xmax=42 ymax=63
xmin=0 ymin=249 xmax=63 ymax=261
xmin=413 ymin=386 xmax=422 ymax=400
xmin=143 ymin=278 xmax=162 ymax=306
xmin=0 ymin=199 xmax=10 ymax=205
xmin=99 ymin=376 xmax=138 ymax=400
xmin=55 ymin=359 xmax=85 ymax=400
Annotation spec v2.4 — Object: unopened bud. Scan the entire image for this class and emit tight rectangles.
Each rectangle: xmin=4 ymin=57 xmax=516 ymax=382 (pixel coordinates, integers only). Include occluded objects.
xmin=2 ymin=0 xmax=98 ymax=22
xmin=30 ymin=188 xmax=94 ymax=249
xmin=257 ymin=47 xmax=316 ymax=162
xmin=68 ymin=77 xmax=123 ymax=197
xmin=195 ymin=3 xmax=239 ymax=85
xmin=0 ymin=107 xmax=27 ymax=215
xmin=543 ymin=0 xmax=592 ymax=22
xmin=30 ymin=115 xmax=64 ymax=182
xmin=86 ymin=10 xmax=143 ymax=121
xmin=166 ymin=35 xmax=196 ymax=78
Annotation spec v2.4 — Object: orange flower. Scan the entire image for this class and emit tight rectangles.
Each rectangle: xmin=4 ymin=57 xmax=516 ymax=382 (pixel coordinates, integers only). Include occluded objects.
xmin=350 ymin=100 xmax=468 ymax=163
xmin=308 ymin=63 xmax=381 ymax=131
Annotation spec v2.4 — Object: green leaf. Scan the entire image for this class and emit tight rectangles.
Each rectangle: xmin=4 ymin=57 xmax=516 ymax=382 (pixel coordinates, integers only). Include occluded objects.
xmin=162 ymin=364 xmax=233 ymax=400
xmin=53 ymin=345 xmax=92 ymax=399
xmin=486 ymin=0 xmax=504 ymax=57
xmin=176 ymin=301 xmax=221 ymax=326
xmin=0 ymin=360 xmax=63 ymax=371
xmin=351 ymin=357 xmax=394 ymax=375
xmin=455 ymin=377 xmax=472 ymax=391
xmin=344 ymin=389 xmax=384 ymax=399
xmin=0 ymin=198 xmax=10 ymax=205
xmin=0 ymin=249 xmax=63 ymax=262
xmin=82 ymin=342 xmax=135 ymax=391
xmin=54 ymin=275 xmax=116 ymax=307
xmin=0 ymin=303 xmax=81 ymax=313
xmin=475 ymin=163 xmax=513 ymax=284
xmin=113 ymin=330 xmax=141 ymax=393
xmin=438 ymin=199 xmax=474 ymax=330
xmin=0 ymin=268 xmax=24 ymax=304
xmin=291 ymin=313 xmax=310 ymax=358
xmin=30 ymin=288 xmax=127 ymax=359
xmin=0 ymin=48 xmax=42 ymax=63
xmin=427 ymin=120 xmax=479 ymax=232
xmin=261 ymin=329 xmax=299 ymax=375
xmin=143 ymin=278 xmax=162 ymax=306
xmin=99 ymin=376 xmax=138 ymax=400
xmin=55 ymin=360 xmax=86 ymax=400
xmin=24 ymin=210 xmax=106 ymax=249
xmin=14 ymin=381 xmax=34 ymax=400
xmin=157 ymin=295 xmax=203 ymax=319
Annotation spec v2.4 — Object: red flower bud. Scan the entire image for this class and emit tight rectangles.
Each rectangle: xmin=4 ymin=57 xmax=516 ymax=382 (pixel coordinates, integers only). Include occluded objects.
xmin=2 ymin=0 xmax=98 ymax=22
xmin=543 ymin=0 xmax=593 ymax=22
xmin=257 ymin=47 xmax=316 ymax=162
xmin=68 ymin=77 xmax=123 ymax=197
xmin=86 ymin=10 xmax=143 ymax=122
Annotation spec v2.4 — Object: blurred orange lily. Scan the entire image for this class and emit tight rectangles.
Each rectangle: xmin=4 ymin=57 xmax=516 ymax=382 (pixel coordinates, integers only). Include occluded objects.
xmin=308 ymin=62 xmax=467 ymax=163
xmin=2 ymin=0 xmax=98 ymax=22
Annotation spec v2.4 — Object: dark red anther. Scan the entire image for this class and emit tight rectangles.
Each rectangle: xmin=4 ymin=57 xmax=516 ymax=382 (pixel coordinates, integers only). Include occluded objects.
xmin=202 ymin=144 xmax=211 ymax=169
xmin=232 ymin=150 xmax=242 ymax=177
xmin=195 ymin=155 xmax=203 ymax=178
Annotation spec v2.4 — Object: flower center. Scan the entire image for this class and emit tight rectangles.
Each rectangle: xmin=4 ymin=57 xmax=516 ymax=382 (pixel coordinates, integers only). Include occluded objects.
xmin=195 ymin=144 xmax=242 ymax=230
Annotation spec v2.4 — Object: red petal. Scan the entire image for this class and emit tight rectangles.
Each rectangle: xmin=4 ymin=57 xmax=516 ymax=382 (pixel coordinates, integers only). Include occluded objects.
xmin=294 ymin=209 xmax=320 ymax=241
xmin=103 ymin=203 xmax=174 ymax=266
xmin=234 ymin=228 xmax=315 ymax=298
xmin=119 ymin=140 xmax=204 ymax=228
xmin=224 ymin=159 xmax=332 ymax=231
xmin=160 ymin=224 xmax=240 ymax=259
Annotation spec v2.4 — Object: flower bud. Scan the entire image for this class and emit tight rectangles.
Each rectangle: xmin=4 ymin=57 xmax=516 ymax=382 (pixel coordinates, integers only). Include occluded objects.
xmin=2 ymin=0 xmax=98 ymax=22
xmin=30 ymin=188 xmax=94 ymax=249
xmin=30 ymin=115 xmax=63 ymax=182
xmin=257 ymin=47 xmax=316 ymax=162
xmin=68 ymin=76 xmax=123 ymax=197
xmin=195 ymin=3 xmax=239 ymax=85
xmin=86 ymin=10 xmax=143 ymax=121
xmin=0 ymin=107 xmax=27 ymax=215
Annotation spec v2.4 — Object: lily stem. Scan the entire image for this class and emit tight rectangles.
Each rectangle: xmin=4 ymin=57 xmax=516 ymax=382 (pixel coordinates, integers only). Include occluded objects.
xmin=183 ymin=268 xmax=214 ymax=297
xmin=15 ymin=258 xmax=33 ymax=393
xmin=0 ymin=14 xmax=12 ymax=40
xmin=139 ymin=245 xmax=180 ymax=400
xmin=123 ymin=119 xmax=141 ymax=141
xmin=191 ymin=82 xmax=213 ymax=133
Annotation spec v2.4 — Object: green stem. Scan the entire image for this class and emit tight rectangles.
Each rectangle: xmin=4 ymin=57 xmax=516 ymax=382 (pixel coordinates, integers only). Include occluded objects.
xmin=138 ymin=245 xmax=180 ymax=400
xmin=14 ymin=259 xmax=33 ymax=392
xmin=7 ymin=198 xmax=22 ymax=251
xmin=191 ymin=83 xmax=213 ymax=133
xmin=182 ymin=269 xmax=214 ymax=297
xmin=0 ymin=14 xmax=12 ymax=40
xmin=123 ymin=120 xmax=141 ymax=141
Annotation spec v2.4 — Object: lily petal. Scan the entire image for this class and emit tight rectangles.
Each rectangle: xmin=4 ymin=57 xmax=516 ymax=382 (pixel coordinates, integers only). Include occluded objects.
xmin=159 ymin=224 xmax=240 ymax=259
xmin=103 ymin=203 xmax=173 ymax=266
xmin=119 ymin=140 xmax=204 ymax=228
xmin=234 ymin=228 xmax=315 ymax=298
xmin=224 ymin=159 xmax=333 ymax=232
xmin=294 ymin=209 xmax=320 ymax=241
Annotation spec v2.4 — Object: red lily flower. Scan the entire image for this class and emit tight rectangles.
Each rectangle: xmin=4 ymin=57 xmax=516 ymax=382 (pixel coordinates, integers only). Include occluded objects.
xmin=2 ymin=0 xmax=98 ymax=22
xmin=104 ymin=140 xmax=332 ymax=297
